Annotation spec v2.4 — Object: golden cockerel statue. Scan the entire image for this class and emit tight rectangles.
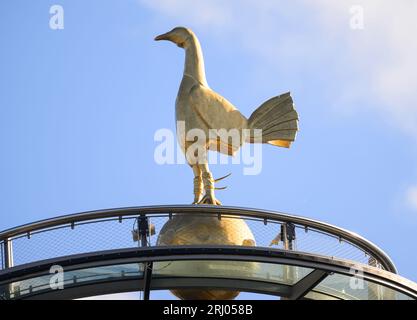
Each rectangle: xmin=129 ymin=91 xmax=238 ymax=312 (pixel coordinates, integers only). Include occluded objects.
xmin=155 ymin=27 xmax=299 ymax=205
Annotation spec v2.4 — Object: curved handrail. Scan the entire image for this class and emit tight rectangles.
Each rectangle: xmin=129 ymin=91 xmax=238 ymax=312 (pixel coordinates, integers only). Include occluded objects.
xmin=0 ymin=205 xmax=397 ymax=273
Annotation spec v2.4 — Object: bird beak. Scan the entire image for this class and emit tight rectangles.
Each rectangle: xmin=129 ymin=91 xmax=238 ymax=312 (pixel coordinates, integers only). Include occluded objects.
xmin=154 ymin=32 xmax=171 ymax=41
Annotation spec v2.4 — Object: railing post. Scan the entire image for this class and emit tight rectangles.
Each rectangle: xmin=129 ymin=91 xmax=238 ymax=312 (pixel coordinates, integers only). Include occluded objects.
xmin=1 ymin=239 xmax=14 ymax=300
xmin=281 ymin=223 xmax=296 ymax=299
xmin=136 ymin=215 xmax=153 ymax=300
xmin=282 ymin=222 xmax=295 ymax=251
xmin=3 ymin=238 xmax=13 ymax=269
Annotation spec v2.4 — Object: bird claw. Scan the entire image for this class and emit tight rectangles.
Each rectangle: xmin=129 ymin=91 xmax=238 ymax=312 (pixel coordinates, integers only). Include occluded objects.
xmin=192 ymin=195 xmax=203 ymax=205
xmin=214 ymin=173 xmax=231 ymax=183
xmin=193 ymin=172 xmax=228 ymax=205
xmin=198 ymin=195 xmax=222 ymax=206
xmin=215 ymin=186 xmax=227 ymax=190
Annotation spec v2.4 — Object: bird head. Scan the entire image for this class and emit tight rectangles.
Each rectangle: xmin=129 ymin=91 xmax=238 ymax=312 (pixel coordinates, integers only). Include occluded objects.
xmin=154 ymin=27 xmax=193 ymax=48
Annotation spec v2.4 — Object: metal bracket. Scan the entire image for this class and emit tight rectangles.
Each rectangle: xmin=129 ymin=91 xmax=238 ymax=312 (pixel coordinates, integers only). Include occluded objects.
xmin=132 ymin=215 xmax=155 ymax=245
xmin=3 ymin=239 xmax=13 ymax=269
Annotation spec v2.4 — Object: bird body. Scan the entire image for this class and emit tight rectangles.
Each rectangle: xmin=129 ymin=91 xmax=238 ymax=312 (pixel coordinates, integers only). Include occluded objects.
xmin=174 ymin=31 xmax=248 ymax=157
xmin=155 ymin=27 xmax=299 ymax=204
xmin=178 ymin=80 xmax=249 ymax=156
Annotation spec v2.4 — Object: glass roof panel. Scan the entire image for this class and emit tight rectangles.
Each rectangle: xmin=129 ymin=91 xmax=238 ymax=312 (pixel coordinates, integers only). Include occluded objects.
xmin=153 ymin=260 xmax=313 ymax=286
xmin=313 ymin=273 xmax=413 ymax=300
xmin=303 ymin=290 xmax=340 ymax=300
xmin=1 ymin=260 xmax=414 ymax=300
xmin=1 ymin=263 xmax=143 ymax=299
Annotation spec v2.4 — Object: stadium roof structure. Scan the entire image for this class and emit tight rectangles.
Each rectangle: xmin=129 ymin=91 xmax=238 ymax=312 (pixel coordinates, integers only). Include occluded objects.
xmin=0 ymin=205 xmax=416 ymax=300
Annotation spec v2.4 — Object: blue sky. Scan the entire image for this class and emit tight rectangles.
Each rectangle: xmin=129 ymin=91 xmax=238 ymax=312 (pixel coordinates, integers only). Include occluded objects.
xmin=1 ymin=0 xmax=417 ymax=296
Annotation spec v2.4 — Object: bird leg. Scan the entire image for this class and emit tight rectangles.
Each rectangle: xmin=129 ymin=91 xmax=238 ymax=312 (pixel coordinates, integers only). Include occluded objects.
xmin=191 ymin=165 xmax=203 ymax=204
xmin=198 ymin=164 xmax=222 ymax=205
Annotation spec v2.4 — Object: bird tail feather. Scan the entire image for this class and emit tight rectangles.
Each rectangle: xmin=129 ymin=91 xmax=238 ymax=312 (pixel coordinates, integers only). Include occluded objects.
xmin=247 ymin=92 xmax=298 ymax=148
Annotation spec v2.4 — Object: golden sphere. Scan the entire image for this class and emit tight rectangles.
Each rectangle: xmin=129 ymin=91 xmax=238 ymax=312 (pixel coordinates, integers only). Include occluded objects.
xmin=156 ymin=214 xmax=256 ymax=300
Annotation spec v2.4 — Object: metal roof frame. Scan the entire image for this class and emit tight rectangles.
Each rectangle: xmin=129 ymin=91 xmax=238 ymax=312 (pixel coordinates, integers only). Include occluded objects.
xmin=1 ymin=246 xmax=415 ymax=300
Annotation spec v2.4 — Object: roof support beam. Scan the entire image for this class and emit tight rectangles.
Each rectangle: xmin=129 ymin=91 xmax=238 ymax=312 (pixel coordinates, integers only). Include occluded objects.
xmin=143 ymin=262 xmax=153 ymax=300
xmin=289 ymin=269 xmax=329 ymax=300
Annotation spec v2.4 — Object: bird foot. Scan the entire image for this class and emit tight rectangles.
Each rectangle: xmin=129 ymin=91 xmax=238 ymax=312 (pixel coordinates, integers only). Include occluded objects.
xmin=198 ymin=194 xmax=222 ymax=206
xmin=191 ymin=198 xmax=202 ymax=205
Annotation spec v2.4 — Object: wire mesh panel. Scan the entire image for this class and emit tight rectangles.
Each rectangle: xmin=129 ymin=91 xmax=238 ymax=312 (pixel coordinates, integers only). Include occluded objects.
xmin=291 ymin=226 xmax=371 ymax=265
xmin=0 ymin=207 xmax=393 ymax=272
xmin=152 ymin=214 xmax=382 ymax=268
xmin=11 ymin=218 xmax=139 ymax=266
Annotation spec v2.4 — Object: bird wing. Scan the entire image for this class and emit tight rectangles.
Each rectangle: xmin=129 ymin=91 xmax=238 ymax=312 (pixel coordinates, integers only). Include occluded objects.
xmin=188 ymin=84 xmax=248 ymax=131
xmin=188 ymin=84 xmax=248 ymax=155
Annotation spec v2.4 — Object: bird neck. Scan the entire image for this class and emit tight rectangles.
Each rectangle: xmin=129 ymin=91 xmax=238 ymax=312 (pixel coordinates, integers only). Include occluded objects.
xmin=184 ymin=34 xmax=208 ymax=86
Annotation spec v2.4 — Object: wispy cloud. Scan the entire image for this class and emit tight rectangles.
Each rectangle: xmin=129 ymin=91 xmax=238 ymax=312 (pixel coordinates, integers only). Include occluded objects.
xmin=140 ymin=0 xmax=231 ymax=28
xmin=406 ymin=185 xmax=417 ymax=212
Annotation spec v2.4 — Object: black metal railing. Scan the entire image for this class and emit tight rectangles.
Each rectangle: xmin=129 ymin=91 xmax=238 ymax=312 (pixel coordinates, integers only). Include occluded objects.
xmin=0 ymin=205 xmax=397 ymax=273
